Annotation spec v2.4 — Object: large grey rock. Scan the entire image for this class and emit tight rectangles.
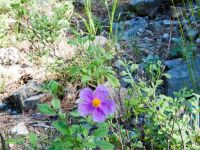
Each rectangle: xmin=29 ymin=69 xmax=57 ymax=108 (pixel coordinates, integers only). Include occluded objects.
xmin=3 ymin=81 xmax=42 ymax=113
xmin=0 ymin=47 xmax=20 ymax=65
xmin=166 ymin=58 xmax=200 ymax=96
xmin=23 ymin=94 xmax=45 ymax=111
xmin=113 ymin=17 xmax=147 ymax=39
xmin=125 ymin=0 xmax=182 ymax=16
xmin=165 ymin=58 xmax=183 ymax=69
xmin=128 ymin=0 xmax=167 ymax=16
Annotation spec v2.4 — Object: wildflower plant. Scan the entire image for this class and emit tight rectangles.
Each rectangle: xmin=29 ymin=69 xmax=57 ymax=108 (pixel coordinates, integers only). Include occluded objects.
xmin=12 ymin=82 xmax=116 ymax=150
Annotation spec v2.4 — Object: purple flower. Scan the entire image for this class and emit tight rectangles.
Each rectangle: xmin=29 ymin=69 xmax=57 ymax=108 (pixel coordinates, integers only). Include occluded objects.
xmin=78 ymin=85 xmax=116 ymax=122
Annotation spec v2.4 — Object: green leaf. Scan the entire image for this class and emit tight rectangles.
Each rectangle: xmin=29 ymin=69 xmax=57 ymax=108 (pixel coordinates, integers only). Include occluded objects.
xmin=130 ymin=64 xmax=138 ymax=72
xmin=49 ymin=80 xmax=59 ymax=93
xmin=163 ymin=73 xmax=171 ymax=79
xmin=123 ymin=78 xmax=134 ymax=84
xmin=81 ymin=75 xmax=91 ymax=83
xmin=93 ymin=123 xmax=109 ymax=138
xmin=120 ymin=71 xmax=128 ymax=76
xmin=70 ymin=125 xmax=80 ymax=134
xmin=69 ymin=111 xmax=81 ymax=117
xmin=132 ymin=141 xmax=143 ymax=148
xmin=28 ymin=132 xmax=37 ymax=148
xmin=58 ymin=110 xmax=66 ymax=120
xmin=116 ymin=60 xmax=124 ymax=66
xmin=53 ymin=121 xmax=69 ymax=135
xmin=51 ymin=98 xmax=60 ymax=110
xmin=156 ymin=79 xmax=163 ymax=85
xmin=83 ymin=141 xmax=96 ymax=148
xmin=96 ymin=140 xmax=114 ymax=150
xmin=38 ymin=104 xmax=55 ymax=115
xmin=107 ymin=74 xmax=120 ymax=88
xmin=48 ymin=80 xmax=63 ymax=96
xmin=6 ymin=137 xmax=25 ymax=144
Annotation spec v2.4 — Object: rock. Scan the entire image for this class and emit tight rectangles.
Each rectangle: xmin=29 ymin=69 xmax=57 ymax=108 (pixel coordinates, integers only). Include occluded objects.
xmin=83 ymin=36 xmax=109 ymax=49
xmin=196 ymin=38 xmax=200 ymax=44
xmin=113 ymin=17 xmax=147 ymax=39
xmin=128 ymin=0 xmax=168 ymax=17
xmin=162 ymin=33 xmax=170 ymax=41
xmin=0 ymin=102 xmax=6 ymax=110
xmin=165 ymin=58 xmax=183 ymax=69
xmin=166 ymin=57 xmax=200 ymax=96
xmin=151 ymin=21 xmax=164 ymax=32
xmin=23 ymin=94 xmax=46 ymax=111
xmin=55 ymin=38 xmax=76 ymax=59
xmin=170 ymin=6 xmax=184 ymax=18
xmin=126 ymin=0 xmax=182 ymax=16
xmin=163 ymin=20 xmax=178 ymax=26
xmin=3 ymin=81 xmax=42 ymax=113
xmin=6 ymin=18 xmax=16 ymax=28
xmin=0 ymin=47 xmax=20 ymax=65
xmin=0 ymin=65 xmax=23 ymax=84
xmin=92 ymin=36 xmax=108 ymax=47
xmin=186 ymin=29 xmax=199 ymax=39
xmin=103 ymin=82 xmax=129 ymax=117
xmin=17 ymin=40 xmax=31 ymax=52
xmin=181 ymin=19 xmax=188 ymax=25
xmin=10 ymin=122 xmax=29 ymax=135
xmin=76 ymin=0 xmax=84 ymax=5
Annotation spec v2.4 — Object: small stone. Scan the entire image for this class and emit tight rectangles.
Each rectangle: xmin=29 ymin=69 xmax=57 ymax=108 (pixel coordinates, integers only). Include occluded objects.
xmin=92 ymin=36 xmax=108 ymax=47
xmin=187 ymin=29 xmax=199 ymax=39
xmin=138 ymin=28 xmax=145 ymax=33
xmin=17 ymin=40 xmax=31 ymax=52
xmin=190 ymin=16 xmax=196 ymax=22
xmin=11 ymin=111 xmax=17 ymax=115
xmin=10 ymin=122 xmax=29 ymax=135
xmin=55 ymin=37 xmax=75 ymax=59
xmin=0 ymin=102 xmax=6 ymax=110
xmin=181 ymin=19 xmax=188 ymax=25
xmin=170 ymin=6 xmax=184 ymax=18
xmin=84 ymin=36 xmax=108 ymax=48
xmin=163 ymin=20 xmax=178 ymax=25
xmin=196 ymin=38 xmax=200 ymax=44
xmin=162 ymin=33 xmax=170 ymax=41
xmin=6 ymin=18 xmax=16 ymax=28
xmin=152 ymin=21 xmax=163 ymax=32
xmin=144 ymin=37 xmax=154 ymax=42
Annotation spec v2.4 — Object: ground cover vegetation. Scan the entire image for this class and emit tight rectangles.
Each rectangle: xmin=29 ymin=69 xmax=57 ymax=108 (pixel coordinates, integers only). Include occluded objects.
xmin=0 ymin=0 xmax=200 ymax=149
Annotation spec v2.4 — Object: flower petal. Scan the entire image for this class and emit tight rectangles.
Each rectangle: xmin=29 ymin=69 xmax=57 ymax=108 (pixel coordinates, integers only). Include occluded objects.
xmin=92 ymin=108 xmax=106 ymax=122
xmin=78 ymin=102 xmax=93 ymax=116
xmin=80 ymin=88 xmax=93 ymax=102
xmin=93 ymin=85 xmax=109 ymax=101
xmin=100 ymin=100 xmax=116 ymax=115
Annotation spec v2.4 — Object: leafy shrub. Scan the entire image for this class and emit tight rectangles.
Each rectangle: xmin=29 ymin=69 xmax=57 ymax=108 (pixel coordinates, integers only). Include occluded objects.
xmin=50 ymin=35 xmax=120 ymax=87
xmin=117 ymin=60 xmax=200 ymax=149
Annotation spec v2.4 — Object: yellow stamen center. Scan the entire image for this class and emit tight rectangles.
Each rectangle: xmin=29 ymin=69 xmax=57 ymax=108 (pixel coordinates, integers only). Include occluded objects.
xmin=92 ymin=98 xmax=101 ymax=108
